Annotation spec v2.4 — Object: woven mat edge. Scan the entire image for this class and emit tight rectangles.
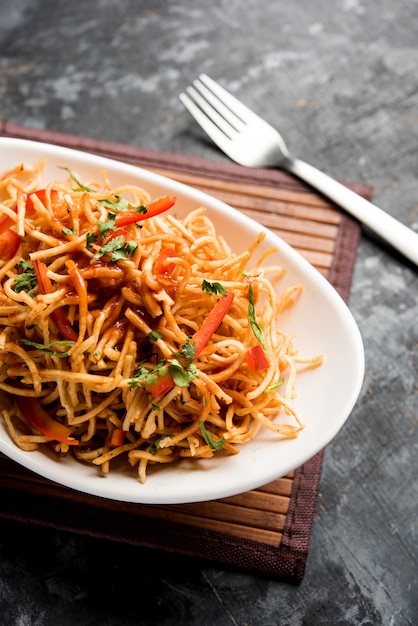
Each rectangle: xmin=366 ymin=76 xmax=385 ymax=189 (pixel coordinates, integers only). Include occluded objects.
xmin=0 ymin=122 xmax=365 ymax=582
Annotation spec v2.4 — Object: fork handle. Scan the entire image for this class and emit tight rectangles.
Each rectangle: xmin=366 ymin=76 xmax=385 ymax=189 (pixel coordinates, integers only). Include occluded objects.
xmin=287 ymin=157 xmax=418 ymax=268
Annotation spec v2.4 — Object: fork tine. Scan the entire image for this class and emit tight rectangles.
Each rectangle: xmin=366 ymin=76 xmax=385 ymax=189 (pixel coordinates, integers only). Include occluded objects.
xmin=179 ymin=90 xmax=235 ymax=151
xmin=184 ymin=85 xmax=237 ymax=138
xmin=198 ymin=74 xmax=262 ymax=126
xmin=191 ymin=79 xmax=244 ymax=132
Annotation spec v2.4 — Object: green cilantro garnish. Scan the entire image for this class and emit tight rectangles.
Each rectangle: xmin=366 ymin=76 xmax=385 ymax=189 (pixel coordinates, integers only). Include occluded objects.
xmin=264 ymin=378 xmax=285 ymax=392
xmin=98 ymin=213 xmax=117 ymax=239
xmin=14 ymin=261 xmax=37 ymax=296
xmin=62 ymin=226 xmax=76 ymax=236
xmin=128 ymin=362 xmax=169 ymax=389
xmin=19 ymin=260 xmax=33 ymax=272
xmin=86 ymin=232 xmax=98 ymax=249
xmin=149 ymin=435 xmax=169 ymax=455
xmin=93 ymin=235 xmax=138 ymax=264
xmin=159 ymin=340 xmax=199 ymax=388
xmin=98 ymin=196 xmax=130 ymax=212
xmin=14 ymin=273 xmax=37 ymax=296
xmin=201 ymin=280 xmax=228 ymax=296
xmin=128 ymin=339 xmax=200 ymax=392
xmin=168 ymin=359 xmax=199 ymax=387
xmin=147 ymin=330 xmax=164 ymax=342
xmin=59 ymin=167 xmax=96 ymax=192
xmin=16 ymin=339 xmax=75 ymax=358
xmin=124 ymin=241 xmax=138 ymax=256
xmin=248 ymin=284 xmax=266 ymax=348
xmin=173 ymin=340 xmax=196 ymax=363
xmin=198 ymin=421 xmax=225 ymax=451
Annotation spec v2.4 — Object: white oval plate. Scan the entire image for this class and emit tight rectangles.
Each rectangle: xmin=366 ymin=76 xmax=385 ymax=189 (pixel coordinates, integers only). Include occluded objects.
xmin=0 ymin=137 xmax=364 ymax=504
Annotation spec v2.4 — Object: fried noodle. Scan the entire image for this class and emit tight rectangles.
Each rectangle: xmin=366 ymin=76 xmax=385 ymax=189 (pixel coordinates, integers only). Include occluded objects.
xmin=0 ymin=160 xmax=323 ymax=483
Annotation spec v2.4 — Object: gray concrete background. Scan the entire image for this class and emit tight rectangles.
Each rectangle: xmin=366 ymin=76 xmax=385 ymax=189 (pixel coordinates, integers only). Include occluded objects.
xmin=0 ymin=1 xmax=417 ymax=624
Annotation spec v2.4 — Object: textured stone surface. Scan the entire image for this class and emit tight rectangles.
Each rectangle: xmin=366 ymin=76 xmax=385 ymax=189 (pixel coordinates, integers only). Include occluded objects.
xmin=0 ymin=1 xmax=417 ymax=624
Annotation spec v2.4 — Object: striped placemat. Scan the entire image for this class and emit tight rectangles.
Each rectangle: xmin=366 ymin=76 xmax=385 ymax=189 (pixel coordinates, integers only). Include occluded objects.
xmin=0 ymin=122 xmax=370 ymax=581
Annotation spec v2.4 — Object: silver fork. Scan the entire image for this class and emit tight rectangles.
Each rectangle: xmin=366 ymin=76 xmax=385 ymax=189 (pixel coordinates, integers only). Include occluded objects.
xmin=180 ymin=74 xmax=418 ymax=268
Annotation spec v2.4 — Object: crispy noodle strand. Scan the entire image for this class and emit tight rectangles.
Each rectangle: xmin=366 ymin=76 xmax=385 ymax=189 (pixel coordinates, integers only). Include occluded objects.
xmin=0 ymin=160 xmax=323 ymax=483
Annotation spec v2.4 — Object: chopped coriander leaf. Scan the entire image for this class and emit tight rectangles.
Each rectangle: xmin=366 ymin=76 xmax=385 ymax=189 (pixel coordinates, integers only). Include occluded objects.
xmin=93 ymin=235 xmax=138 ymax=264
xmin=198 ymin=421 xmax=225 ymax=451
xmin=135 ymin=205 xmax=148 ymax=215
xmin=201 ymin=279 xmax=228 ymax=296
xmin=124 ymin=241 xmax=138 ymax=256
xmin=128 ymin=362 xmax=168 ymax=388
xmin=14 ymin=268 xmax=37 ymax=296
xmin=62 ymin=226 xmax=76 ymax=236
xmin=168 ymin=359 xmax=199 ymax=387
xmin=150 ymin=435 xmax=169 ymax=455
xmin=19 ymin=260 xmax=34 ymax=272
xmin=168 ymin=359 xmax=190 ymax=387
xmin=173 ymin=341 xmax=196 ymax=363
xmin=147 ymin=330 xmax=164 ymax=342
xmin=16 ymin=339 xmax=75 ymax=358
xmin=98 ymin=213 xmax=117 ymax=239
xmin=86 ymin=232 xmax=98 ymax=249
xmin=264 ymin=378 xmax=285 ymax=392
xmin=248 ymin=284 xmax=266 ymax=348
xmin=187 ymin=363 xmax=200 ymax=379
xmin=98 ymin=196 xmax=130 ymax=212
xmin=59 ymin=167 xmax=96 ymax=192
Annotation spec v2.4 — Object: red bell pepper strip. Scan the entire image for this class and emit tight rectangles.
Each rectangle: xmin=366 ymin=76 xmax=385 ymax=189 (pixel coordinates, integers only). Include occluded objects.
xmin=114 ymin=195 xmax=176 ymax=227
xmin=109 ymin=428 xmax=125 ymax=448
xmin=155 ymin=247 xmax=176 ymax=275
xmin=0 ymin=186 xmax=41 ymax=228
xmin=0 ymin=191 xmax=34 ymax=261
xmin=245 ymin=344 xmax=269 ymax=371
xmin=0 ymin=188 xmax=51 ymax=260
xmin=104 ymin=228 xmax=130 ymax=243
xmin=66 ymin=259 xmax=88 ymax=329
xmin=148 ymin=291 xmax=235 ymax=398
xmin=66 ymin=259 xmax=86 ymax=292
xmin=33 ymin=260 xmax=78 ymax=342
xmin=147 ymin=372 xmax=176 ymax=399
xmin=16 ymin=395 xmax=79 ymax=445
xmin=0 ymin=208 xmax=22 ymax=260
xmin=26 ymin=189 xmax=61 ymax=217
xmin=0 ymin=227 xmax=20 ymax=260
xmin=192 ymin=291 xmax=235 ymax=358
xmin=0 ymin=213 xmax=15 ymax=234
xmin=33 ymin=259 xmax=53 ymax=294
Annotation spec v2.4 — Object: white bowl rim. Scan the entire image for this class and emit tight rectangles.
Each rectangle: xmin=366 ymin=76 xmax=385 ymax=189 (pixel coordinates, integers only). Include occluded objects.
xmin=0 ymin=137 xmax=364 ymax=504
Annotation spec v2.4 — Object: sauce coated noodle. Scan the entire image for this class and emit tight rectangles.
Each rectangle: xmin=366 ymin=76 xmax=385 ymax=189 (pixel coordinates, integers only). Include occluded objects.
xmin=0 ymin=160 xmax=323 ymax=483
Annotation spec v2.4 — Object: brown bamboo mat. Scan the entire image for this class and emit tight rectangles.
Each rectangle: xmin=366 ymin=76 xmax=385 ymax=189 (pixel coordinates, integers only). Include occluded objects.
xmin=0 ymin=122 xmax=371 ymax=582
